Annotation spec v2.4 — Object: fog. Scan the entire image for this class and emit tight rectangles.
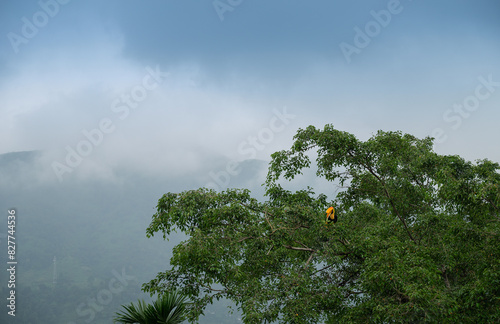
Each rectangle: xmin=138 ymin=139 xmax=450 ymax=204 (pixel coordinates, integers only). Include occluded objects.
xmin=1 ymin=1 xmax=499 ymax=322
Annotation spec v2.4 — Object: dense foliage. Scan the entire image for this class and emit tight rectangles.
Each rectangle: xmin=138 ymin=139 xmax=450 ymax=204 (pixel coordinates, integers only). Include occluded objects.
xmin=144 ymin=125 xmax=500 ymax=323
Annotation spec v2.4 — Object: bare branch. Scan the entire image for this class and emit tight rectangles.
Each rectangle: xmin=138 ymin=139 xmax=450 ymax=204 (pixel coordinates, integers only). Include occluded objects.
xmin=284 ymin=245 xmax=315 ymax=252
xmin=305 ymin=251 xmax=315 ymax=266
xmin=312 ymin=264 xmax=334 ymax=276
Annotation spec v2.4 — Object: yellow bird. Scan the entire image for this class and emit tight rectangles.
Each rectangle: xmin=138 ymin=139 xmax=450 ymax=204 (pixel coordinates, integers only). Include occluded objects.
xmin=325 ymin=206 xmax=337 ymax=224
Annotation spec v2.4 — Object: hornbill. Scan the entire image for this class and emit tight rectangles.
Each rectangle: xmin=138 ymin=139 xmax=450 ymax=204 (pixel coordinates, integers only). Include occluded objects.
xmin=325 ymin=206 xmax=337 ymax=224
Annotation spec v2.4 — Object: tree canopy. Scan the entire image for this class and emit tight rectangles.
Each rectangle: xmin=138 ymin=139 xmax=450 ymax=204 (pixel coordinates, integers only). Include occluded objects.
xmin=143 ymin=125 xmax=500 ymax=323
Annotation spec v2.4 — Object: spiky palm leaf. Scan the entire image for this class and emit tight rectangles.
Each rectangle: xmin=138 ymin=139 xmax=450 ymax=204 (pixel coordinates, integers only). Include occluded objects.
xmin=114 ymin=291 xmax=188 ymax=324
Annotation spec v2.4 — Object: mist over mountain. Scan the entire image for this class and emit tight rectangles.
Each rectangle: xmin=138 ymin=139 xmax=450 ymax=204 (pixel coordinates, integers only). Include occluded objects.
xmin=0 ymin=150 xmax=269 ymax=323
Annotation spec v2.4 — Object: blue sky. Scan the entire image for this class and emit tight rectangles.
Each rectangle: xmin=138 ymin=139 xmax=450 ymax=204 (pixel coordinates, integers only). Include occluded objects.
xmin=1 ymin=0 xmax=499 ymax=183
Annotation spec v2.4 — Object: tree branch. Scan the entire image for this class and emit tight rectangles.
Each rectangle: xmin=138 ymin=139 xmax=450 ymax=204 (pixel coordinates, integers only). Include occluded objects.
xmin=284 ymin=245 xmax=315 ymax=252
xmin=312 ymin=264 xmax=334 ymax=276
xmin=349 ymin=151 xmax=417 ymax=243
xmin=305 ymin=251 xmax=315 ymax=266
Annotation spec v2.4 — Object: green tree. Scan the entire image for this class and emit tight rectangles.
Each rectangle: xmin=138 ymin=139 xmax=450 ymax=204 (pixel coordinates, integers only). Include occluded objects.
xmin=114 ymin=291 xmax=188 ymax=324
xmin=143 ymin=125 xmax=500 ymax=323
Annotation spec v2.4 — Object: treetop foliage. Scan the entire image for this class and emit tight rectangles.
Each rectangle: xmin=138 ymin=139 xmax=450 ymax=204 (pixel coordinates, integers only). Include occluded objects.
xmin=144 ymin=125 xmax=500 ymax=323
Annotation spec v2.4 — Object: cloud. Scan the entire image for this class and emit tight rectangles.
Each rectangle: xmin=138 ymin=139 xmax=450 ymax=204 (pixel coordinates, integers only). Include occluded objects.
xmin=1 ymin=0 xmax=499 ymax=184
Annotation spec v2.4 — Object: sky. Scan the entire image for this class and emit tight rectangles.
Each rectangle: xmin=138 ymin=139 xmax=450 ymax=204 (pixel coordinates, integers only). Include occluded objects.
xmin=1 ymin=0 xmax=499 ymax=185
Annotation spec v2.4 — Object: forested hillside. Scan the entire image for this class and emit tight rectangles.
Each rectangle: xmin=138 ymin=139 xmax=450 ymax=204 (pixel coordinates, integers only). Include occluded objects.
xmin=0 ymin=151 xmax=265 ymax=323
